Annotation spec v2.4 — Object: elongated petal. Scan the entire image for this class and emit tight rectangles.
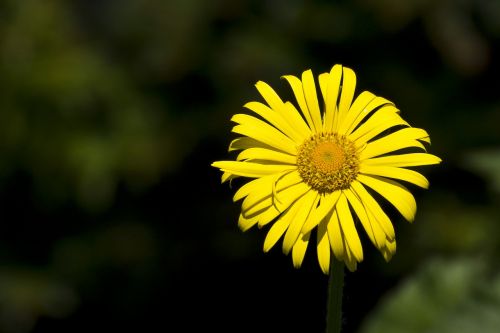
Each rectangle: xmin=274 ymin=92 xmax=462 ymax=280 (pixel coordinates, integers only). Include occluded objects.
xmin=231 ymin=114 xmax=298 ymax=154
xmin=263 ymin=204 xmax=297 ymax=253
xmin=238 ymin=214 xmax=259 ymax=231
xmin=359 ymin=165 xmax=429 ymax=188
xmin=212 ymin=161 xmax=295 ymax=179
xmin=255 ymin=81 xmax=285 ymax=114
xmin=301 ymin=191 xmax=341 ymax=234
xmin=282 ymin=191 xmax=317 ymax=254
xmin=282 ymin=75 xmax=315 ymax=131
xmin=360 ymin=128 xmax=429 ymax=160
xmin=233 ymin=175 xmax=273 ymax=202
xmin=237 ymin=147 xmax=296 ymax=165
xmin=221 ymin=172 xmax=238 ymax=183
xmin=327 ymin=210 xmax=345 ymax=261
xmin=342 ymin=232 xmax=358 ymax=272
xmin=244 ymin=101 xmax=304 ymax=143
xmin=238 ymin=184 xmax=293 ymax=231
xmin=318 ymin=72 xmax=329 ymax=105
xmin=357 ymin=174 xmax=417 ymax=222
xmin=232 ymin=124 xmax=297 ymax=155
xmin=350 ymin=180 xmax=395 ymax=240
xmin=366 ymin=209 xmax=391 ymax=245
xmin=292 ymin=232 xmax=311 ymax=268
xmin=257 ymin=205 xmax=282 ymax=228
xmin=241 ymin=172 xmax=303 ymax=215
xmin=336 ymin=193 xmax=363 ymax=262
xmin=337 ymin=91 xmax=376 ymax=135
xmin=324 ymin=65 xmax=343 ymax=132
xmin=334 ymin=67 xmax=356 ymax=132
xmin=382 ymin=238 xmax=397 ymax=261
xmin=363 ymin=153 xmax=442 ymax=167
xmin=255 ymin=81 xmax=312 ymax=140
xmin=244 ymin=182 xmax=310 ymax=218
xmin=229 ymin=137 xmax=275 ymax=152
xmin=302 ymin=69 xmax=323 ymax=132
xmin=343 ymin=92 xmax=394 ymax=134
xmin=281 ymin=102 xmax=312 ymax=139
xmin=345 ymin=189 xmax=386 ymax=250
xmin=349 ymin=106 xmax=408 ymax=143
xmin=316 ymin=217 xmax=331 ymax=274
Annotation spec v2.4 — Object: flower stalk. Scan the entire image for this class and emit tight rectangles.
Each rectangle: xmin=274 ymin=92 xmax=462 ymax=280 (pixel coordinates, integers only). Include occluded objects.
xmin=326 ymin=258 xmax=344 ymax=333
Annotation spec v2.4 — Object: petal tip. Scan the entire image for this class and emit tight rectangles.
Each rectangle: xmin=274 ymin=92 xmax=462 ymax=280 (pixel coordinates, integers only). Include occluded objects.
xmin=319 ymin=260 xmax=330 ymax=275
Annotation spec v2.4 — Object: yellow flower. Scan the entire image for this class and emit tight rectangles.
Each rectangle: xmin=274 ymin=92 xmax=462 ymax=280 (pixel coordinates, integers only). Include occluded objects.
xmin=212 ymin=65 xmax=441 ymax=274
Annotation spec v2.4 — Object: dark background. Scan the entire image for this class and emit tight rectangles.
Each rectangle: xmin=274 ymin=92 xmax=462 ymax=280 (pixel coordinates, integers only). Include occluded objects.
xmin=0 ymin=0 xmax=499 ymax=332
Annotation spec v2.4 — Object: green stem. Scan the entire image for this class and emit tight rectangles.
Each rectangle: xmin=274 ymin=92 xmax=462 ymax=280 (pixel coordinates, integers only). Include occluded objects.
xmin=326 ymin=258 xmax=344 ymax=333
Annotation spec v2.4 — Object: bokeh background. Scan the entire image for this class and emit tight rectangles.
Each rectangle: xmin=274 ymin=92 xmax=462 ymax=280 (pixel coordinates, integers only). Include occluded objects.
xmin=0 ymin=0 xmax=499 ymax=332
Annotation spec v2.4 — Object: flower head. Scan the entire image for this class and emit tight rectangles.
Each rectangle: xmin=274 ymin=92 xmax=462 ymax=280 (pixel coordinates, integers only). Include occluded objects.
xmin=212 ymin=65 xmax=441 ymax=274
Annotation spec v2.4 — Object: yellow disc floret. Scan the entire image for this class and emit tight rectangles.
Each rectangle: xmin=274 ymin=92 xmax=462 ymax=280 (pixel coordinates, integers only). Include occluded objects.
xmin=297 ymin=133 xmax=359 ymax=194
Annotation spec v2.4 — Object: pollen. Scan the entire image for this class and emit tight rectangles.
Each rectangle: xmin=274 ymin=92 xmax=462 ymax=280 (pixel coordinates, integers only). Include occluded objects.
xmin=297 ymin=133 xmax=359 ymax=194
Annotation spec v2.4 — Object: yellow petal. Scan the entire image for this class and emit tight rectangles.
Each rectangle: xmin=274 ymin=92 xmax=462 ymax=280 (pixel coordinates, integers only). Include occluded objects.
xmin=282 ymin=74 xmax=315 ymax=132
xmin=282 ymin=190 xmax=317 ymax=254
xmin=263 ymin=199 xmax=300 ymax=252
xmin=334 ymin=67 xmax=357 ymax=132
xmin=255 ymin=81 xmax=312 ymax=140
xmin=324 ymin=65 xmax=343 ymax=132
xmin=344 ymin=97 xmax=394 ymax=136
xmin=366 ymin=209 xmax=391 ymax=246
xmin=317 ymin=217 xmax=331 ymax=275
xmin=246 ymin=182 xmax=310 ymax=218
xmin=382 ymin=238 xmax=396 ymax=262
xmin=233 ymin=170 xmax=302 ymax=201
xmin=238 ymin=214 xmax=259 ymax=232
xmin=344 ymin=189 xmax=386 ymax=250
xmin=281 ymin=102 xmax=312 ymax=139
xmin=301 ymin=191 xmax=341 ymax=234
xmin=357 ymin=174 xmax=417 ymax=222
xmin=327 ymin=209 xmax=345 ymax=261
xmin=301 ymin=69 xmax=323 ymax=133
xmin=231 ymin=114 xmax=298 ymax=155
xmin=318 ymin=72 xmax=329 ymax=106
xmin=348 ymin=106 xmax=408 ymax=143
xmin=241 ymin=201 xmax=282 ymax=229
xmin=363 ymin=153 xmax=442 ymax=167
xmin=228 ymin=137 xmax=275 ymax=152
xmin=244 ymin=101 xmax=304 ymax=143
xmin=359 ymin=165 xmax=429 ymax=189
xmin=221 ymin=172 xmax=238 ymax=183
xmin=257 ymin=205 xmax=282 ymax=228
xmin=292 ymin=232 xmax=311 ymax=269
xmin=337 ymin=91 xmax=376 ymax=135
xmin=360 ymin=128 xmax=430 ymax=160
xmin=350 ymin=180 xmax=395 ymax=240
xmin=237 ymin=147 xmax=296 ymax=165
xmin=241 ymin=172 xmax=303 ymax=216
xmin=336 ymin=193 xmax=363 ymax=262
xmin=233 ymin=174 xmax=274 ymax=202
xmin=232 ymin=124 xmax=297 ymax=156
xmin=255 ymin=81 xmax=285 ymax=113
xmin=342 ymin=233 xmax=358 ymax=272
xmin=212 ymin=161 xmax=295 ymax=179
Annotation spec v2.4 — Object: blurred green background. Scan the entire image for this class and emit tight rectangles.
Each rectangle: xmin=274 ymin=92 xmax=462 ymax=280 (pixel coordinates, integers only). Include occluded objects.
xmin=0 ymin=0 xmax=499 ymax=332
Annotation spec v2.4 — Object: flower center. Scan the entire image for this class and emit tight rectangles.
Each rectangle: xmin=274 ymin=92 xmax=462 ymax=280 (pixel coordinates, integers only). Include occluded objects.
xmin=297 ymin=133 xmax=359 ymax=194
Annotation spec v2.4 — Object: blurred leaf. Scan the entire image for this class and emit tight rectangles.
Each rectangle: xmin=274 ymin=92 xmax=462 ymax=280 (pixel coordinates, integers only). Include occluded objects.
xmin=0 ymin=0 xmax=190 ymax=211
xmin=358 ymin=257 xmax=500 ymax=333
xmin=464 ymin=148 xmax=500 ymax=193
xmin=414 ymin=195 xmax=497 ymax=254
xmin=0 ymin=268 xmax=78 ymax=333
